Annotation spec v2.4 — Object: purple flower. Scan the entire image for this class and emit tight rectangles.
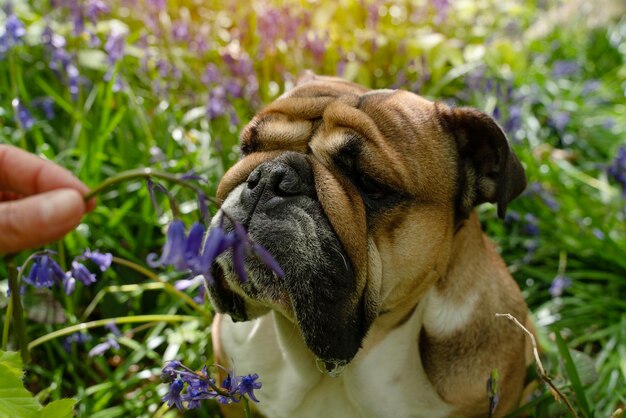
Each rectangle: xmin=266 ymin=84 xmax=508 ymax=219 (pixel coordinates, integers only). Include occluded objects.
xmin=524 ymin=182 xmax=559 ymax=211
xmin=147 ymin=0 xmax=167 ymax=11
xmin=549 ymin=275 xmax=572 ymax=298
xmin=159 ymin=361 xmax=261 ymax=410
xmin=162 ymin=379 xmax=185 ymax=411
xmin=304 ymin=32 xmax=327 ymax=63
xmin=174 ymin=275 xmax=202 ymax=291
xmin=194 ymin=226 xmax=235 ymax=284
xmin=6 ymin=14 xmax=26 ymax=40
xmin=432 ymin=0 xmax=451 ymax=24
xmin=88 ymin=337 xmax=120 ymax=357
xmin=231 ymin=223 xmax=284 ymax=283
xmin=171 ymin=20 xmax=189 ymax=42
xmin=83 ymin=249 xmax=113 ymax=272
xmin=592 ymin=229 xmax=605 ymax=240
xmin=549 ymin=111 xmax=570 ymax=132
xmin=69 ymin=260 xmax=97 ymax=286
xmin=236 ymin=374 xmax=262 ymax=402
xmin=161 ymin=360 xmax=182 ymax=382
xmin=206 ymin=86 xmax=228 ymax=119
xmin=552 ymin=60 xmax=580 ymax=78
xmin=63 ymin=332 xmax=92 ymax=352
xmin=63 ymin=276 xmax=76 ymax=295
xmin=67 ymin=63 xmax=80 ymax=101
xmin=105 ymin=322 xmax=121 ymax=336
xmin=104 ymin=30 xmax=126 ymax=64
xmin=11 ymin=98 xmax=35 ymax=130
xmin=86 ymin=0 xmax=109 ymax=23
xmin=148 ymin=220 xmax=189 ymax=270
xmin=522 ymin=214 xmax=540 ymax=236
xmin=31 ymin=97 xmax=55 ymax=120
xmin=24 ymin=255 xmax=66 ymax=289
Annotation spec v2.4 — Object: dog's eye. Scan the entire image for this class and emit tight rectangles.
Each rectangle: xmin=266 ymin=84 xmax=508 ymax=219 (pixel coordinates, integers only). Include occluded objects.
xmin=357 ymin=174 xmax=388 ymax=200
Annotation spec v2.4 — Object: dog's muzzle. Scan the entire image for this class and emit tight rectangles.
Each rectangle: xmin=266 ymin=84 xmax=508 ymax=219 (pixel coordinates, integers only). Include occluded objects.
xmin=207 ymin=152 xmax=373 ymax=368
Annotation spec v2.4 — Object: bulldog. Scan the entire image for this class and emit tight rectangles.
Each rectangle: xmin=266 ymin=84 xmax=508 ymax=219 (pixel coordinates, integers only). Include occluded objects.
xmin=207 ymin=73 xmax=531 ymax=418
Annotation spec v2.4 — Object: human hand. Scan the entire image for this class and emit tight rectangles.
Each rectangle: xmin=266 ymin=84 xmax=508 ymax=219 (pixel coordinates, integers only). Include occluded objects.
xmin=0 ymin=145 xmax=96 ymax=254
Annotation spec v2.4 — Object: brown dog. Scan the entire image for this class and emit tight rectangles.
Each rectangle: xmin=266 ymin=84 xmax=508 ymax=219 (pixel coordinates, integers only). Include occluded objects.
xmin=207 ymin=73 xmax=530 ymax=417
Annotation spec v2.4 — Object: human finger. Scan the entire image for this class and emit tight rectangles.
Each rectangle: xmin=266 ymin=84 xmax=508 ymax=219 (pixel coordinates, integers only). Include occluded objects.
xmin=0 ymin=145 xmax=96 ymax=210
xmin=0 ymin=188 xmax=86 ymax=253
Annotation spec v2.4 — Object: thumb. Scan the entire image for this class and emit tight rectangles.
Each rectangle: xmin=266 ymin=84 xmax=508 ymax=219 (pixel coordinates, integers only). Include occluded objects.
xmin=0 ymin=189 xmax=87 ymax=254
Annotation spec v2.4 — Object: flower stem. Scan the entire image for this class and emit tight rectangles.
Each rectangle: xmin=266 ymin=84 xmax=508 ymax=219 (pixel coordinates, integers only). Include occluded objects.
xmin=1 ymin=294 xmax=13 ymax=352
xmin=243 ymin=397 xmax=252 ymax=418
xmin=6 ymin=256 xmax=30 ymax=363
xmin=110 ymin=256 xmax=211 ymax=321
xmin=83 ymin=168 xmax=214 ymax=203
xmin=28 ymin=314 xmax=197 ymax=351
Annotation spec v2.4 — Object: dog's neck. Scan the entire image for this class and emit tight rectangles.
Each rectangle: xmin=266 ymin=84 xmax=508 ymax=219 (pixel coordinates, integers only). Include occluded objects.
xmin=363 ymin=211 xmax=489 ymax=349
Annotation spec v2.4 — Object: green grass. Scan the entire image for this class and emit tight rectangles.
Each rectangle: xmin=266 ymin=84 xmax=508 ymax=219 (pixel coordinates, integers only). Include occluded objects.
xmin=1 ymin=0 xmax=625 ymax=416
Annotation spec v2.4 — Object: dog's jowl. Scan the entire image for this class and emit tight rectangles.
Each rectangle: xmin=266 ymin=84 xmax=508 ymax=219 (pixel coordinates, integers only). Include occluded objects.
xmin=207 ymin=73 xmax=530 ymax=418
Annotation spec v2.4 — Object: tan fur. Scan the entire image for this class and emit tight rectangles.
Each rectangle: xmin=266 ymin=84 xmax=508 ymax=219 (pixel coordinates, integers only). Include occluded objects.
xmin=211 ymin=74 xmax=531 ymax=417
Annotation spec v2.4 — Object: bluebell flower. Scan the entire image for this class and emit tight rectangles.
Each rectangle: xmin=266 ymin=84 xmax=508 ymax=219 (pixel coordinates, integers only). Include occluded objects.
xmin=171 ymin=20 xmax=190 ymax=42
xmin=88 ymin=337 xmax=119 ymax=357
xmin=67 ymin=63 xmax=80 ymax=101
xmin=217 ymin=373 xmax=238 ymax=404
xmin=105 ymin=322 xmax=121 ymax=336
xmin=524 ymin=182 xmax=559 ymax=211
xmin=11 ymin=98 xmax=34 ymax=130
xmin=549 ymin=275 xmax=572 ymax=298
xmin=24 ymin=255 xmax=66 ymax=289
xmin=194 ymin=226 xmax=234 ymax=284
xmin=230 ymin=223 xmax=285 ymax=283
xmin=206 ymin=86 xmax=228 ymax=119
xmin=162 ymin=379 xmax=185 ymax=411
xmin=159 ymin=360 xmax=262 ymax=410
xmin=552 ymin=60 xmax=580 ymax=78
xmin=161 ymin=360 xmax=182 ymax=383
xmin=147 ymin=0 xmax=167 ymax=11
xmin=83 ymin=249 xmax=113 ymax=272
xmin=236 ymin=373 xmax=262 ymax=403
xmin=549 ymin=111 xmax=570 ymax=133
xmin=104 ymin=30 xmax=126 ymax=64
xmin=592 ymin=229 xmax=605 ymax=240
xmin=85 ymin=0 xmax=109 ymax=24
xmin=69 ymin=260 xmax=97 ymax=286
xmin=174 ymin=275 xmax=207 ymax=303
xmin=31 ymin=97 xmax=55 ymax=120
xmin=522 ymin=214 xmax=540 ymax=236
xmin=4 ymin=14 xmax=26 ymax=45
xmin=201 ymin=63 xmax=221 ymax=84
xmin=63 ymin=276 xmax=76 ymax=295
xmin=147 ymin=220 xmax=189 ymax=270
xmin=63 ymin=332 xmax=92 ymax=352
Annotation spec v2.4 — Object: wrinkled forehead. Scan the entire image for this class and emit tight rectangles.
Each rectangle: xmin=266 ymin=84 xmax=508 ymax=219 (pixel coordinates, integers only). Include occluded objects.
xmin=217 ymin=79 xmax=455 ymax=205
xmin=239 ymin=80 xmax=440 ymax=158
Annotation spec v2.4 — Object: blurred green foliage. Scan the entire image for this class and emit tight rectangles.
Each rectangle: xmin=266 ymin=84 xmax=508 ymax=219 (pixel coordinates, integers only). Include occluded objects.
xmin=0 ymin=0 xmax=625 ymax=416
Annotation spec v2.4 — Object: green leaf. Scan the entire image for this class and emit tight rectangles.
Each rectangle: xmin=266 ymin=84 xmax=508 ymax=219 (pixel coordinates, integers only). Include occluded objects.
xmin=0 ymin=351 xmax=23 ymax=380
xmin=554 ymin=331 xmax=592 ymax=417
xmin=0 ymin=363 xmax=40 ymax=418
xmin=39 ymin=399 xmax=76 ymax=418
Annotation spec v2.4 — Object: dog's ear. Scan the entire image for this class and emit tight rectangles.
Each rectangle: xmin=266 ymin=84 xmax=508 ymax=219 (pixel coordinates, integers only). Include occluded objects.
xmin=440 ymin=106 xmax=526 ymax=219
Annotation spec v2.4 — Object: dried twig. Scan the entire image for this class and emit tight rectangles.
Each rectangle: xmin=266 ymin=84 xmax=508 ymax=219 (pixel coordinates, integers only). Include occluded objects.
xmin=496 ymin=313 xmax=580 ymax=418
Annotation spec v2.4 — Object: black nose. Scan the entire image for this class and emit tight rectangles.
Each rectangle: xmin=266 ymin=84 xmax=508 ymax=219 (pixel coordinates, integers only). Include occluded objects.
xmin=240 ymin=152 xmax=315 ymax=210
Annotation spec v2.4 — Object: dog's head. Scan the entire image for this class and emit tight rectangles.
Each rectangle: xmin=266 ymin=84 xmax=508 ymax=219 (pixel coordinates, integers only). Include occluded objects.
xmin=207 ymin=73 xmax=526 ymax=370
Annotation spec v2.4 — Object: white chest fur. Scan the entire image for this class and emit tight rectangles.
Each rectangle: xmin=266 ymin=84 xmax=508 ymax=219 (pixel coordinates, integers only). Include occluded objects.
xmin=217 ymin=303 xmax=453 ymax=418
